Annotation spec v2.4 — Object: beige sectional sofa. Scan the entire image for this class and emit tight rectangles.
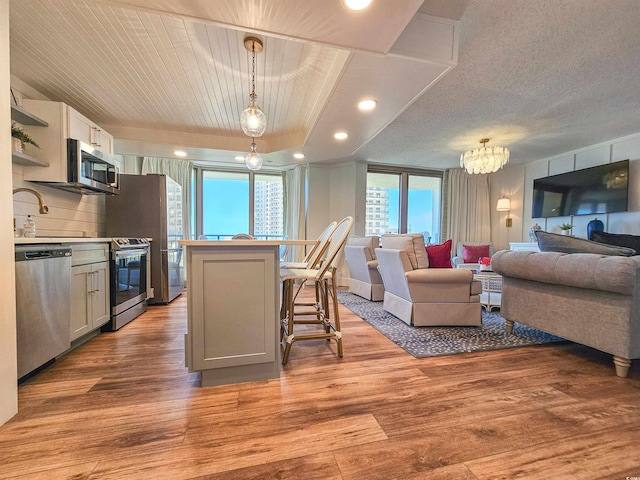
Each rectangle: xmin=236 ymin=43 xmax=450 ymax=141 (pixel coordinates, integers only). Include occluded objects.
xmin=492 ymin=250 xmax=640 ymax=377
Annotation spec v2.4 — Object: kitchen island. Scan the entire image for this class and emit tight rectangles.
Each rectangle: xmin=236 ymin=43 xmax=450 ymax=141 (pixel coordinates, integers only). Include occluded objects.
xmin=179 ymin=239 xmax=314 ymax=387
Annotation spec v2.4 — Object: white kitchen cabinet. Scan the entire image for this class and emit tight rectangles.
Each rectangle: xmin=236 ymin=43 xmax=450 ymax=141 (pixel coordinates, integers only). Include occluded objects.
xmin=70 ymin=244 xmax=110 ymax=341
xmin=68 ymin=107 xmax=114 ymax=153
xmin=20 ymin=100 xmax=114 ymax=184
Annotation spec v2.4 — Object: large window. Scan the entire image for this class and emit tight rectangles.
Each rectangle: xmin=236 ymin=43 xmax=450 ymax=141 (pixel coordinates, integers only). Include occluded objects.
xmin=195 ymin=168 xmax=284 ymax=240
xmin=366 ymin=168 xmax=442 ymax=244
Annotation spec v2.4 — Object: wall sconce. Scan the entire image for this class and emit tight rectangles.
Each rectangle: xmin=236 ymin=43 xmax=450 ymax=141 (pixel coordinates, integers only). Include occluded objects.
xmin=496 ymin=197 xmax=512 ymax=227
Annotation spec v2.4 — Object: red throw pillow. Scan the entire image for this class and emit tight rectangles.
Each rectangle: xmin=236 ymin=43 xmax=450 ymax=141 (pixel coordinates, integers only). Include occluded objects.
xmin=426 ymin=239 xmax=453 ymax=268
xmin=462 ymin=244 xmax=490 ymax=263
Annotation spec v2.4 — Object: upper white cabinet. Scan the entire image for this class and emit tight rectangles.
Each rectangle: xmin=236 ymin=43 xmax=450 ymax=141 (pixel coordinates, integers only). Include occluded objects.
xmin=20 ymin=99 xmax=114 ymax=183
xmin=68 ymin=108 xmax=114 ymax=153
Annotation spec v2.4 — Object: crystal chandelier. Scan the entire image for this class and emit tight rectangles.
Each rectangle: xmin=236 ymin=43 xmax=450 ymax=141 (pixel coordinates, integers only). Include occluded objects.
xmin=460 ymin=138 xmax=510 ymax=174
xmin=245 ymin=140 xmax=263 ymax=171
xmin=240 ymin=37 xmax=266 ymax=138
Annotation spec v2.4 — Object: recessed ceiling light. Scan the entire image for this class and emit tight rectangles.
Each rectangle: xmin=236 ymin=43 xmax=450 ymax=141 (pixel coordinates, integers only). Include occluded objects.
xmin=293 ymin=153 xmax=305 ymax=160
xmin=174 ymin=150 xmax=187 ymax=157
xmin=344 ymin=0 xmax=372 ymax=11
xmin=358 ymin=98 xmax=377 ymax=111
xmin=334 ymin=132 xmax=348 ymax=140
xmin=234 ymin=155 xmax=245 ymax=161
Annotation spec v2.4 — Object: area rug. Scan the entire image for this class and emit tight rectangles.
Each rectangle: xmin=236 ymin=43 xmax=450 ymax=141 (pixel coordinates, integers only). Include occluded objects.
xmin=337 ymin=291 xmax=565 ymax=358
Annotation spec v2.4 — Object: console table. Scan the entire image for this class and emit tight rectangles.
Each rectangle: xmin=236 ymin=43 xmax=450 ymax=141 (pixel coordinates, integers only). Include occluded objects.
xmin=179 ymin=239 xmax=314 ymax=387
xmin=509 ymin=242 xmax=540 ymax=252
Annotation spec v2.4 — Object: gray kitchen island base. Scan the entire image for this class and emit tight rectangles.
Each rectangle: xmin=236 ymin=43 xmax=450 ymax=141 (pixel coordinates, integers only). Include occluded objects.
xmin=200 ymin=362 xmax=280 ymax=387
xmin=181 ymin=240 xmax=313 ymax=387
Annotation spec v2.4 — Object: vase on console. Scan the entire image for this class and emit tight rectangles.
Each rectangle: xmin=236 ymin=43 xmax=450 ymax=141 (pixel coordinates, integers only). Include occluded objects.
xmin=587 ymin=217 xmax=604 ymax=240
xmin=529 ymin=223 xmax=541 ymax=242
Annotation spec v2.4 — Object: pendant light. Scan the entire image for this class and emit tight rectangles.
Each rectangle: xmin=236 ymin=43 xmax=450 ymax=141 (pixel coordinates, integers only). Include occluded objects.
xmin=245 ymin=140 xmax=263 ymax=171
xmin=240 ymin=37 xmax=266 ymax=138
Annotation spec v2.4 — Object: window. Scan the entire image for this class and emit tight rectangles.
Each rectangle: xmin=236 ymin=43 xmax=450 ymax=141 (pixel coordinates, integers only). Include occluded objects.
xmin=254 ymin=174 xmax=284 ymax=239
xmin=407 ymin=175 xmax=441 ymax=245
xmin=366 ymin=168 xmax=442 ymax=244
xmin=365 ymin=172 xmax=399 ymax=236
xmin=194 ymin=168 xmax=284 ymax=240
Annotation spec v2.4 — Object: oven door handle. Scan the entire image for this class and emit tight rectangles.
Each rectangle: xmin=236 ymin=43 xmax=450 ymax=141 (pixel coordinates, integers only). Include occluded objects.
xmin=113 ymin=248 xmax=149 ymax=257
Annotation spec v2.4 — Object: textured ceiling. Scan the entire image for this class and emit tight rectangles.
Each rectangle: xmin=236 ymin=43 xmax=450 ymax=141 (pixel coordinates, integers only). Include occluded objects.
xmin=9 ymin=0 xmax=640 ymax=170
xmin=360 ymin=0 xmax=640 ymax=169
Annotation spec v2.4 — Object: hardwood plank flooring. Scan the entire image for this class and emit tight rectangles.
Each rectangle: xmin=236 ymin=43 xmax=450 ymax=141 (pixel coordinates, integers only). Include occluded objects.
xmin=1 ymin=288 xmax=640 ymax=479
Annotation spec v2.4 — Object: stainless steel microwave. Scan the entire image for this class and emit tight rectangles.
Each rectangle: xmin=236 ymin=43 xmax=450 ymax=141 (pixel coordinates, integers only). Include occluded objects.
xmin=66 ymin=139 xmax=119 ymax=195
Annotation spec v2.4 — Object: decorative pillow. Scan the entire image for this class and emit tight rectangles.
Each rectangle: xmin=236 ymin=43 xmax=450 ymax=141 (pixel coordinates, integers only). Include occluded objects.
xmin=536 ymin=231 xmax=636 ymax=256
xmin=462 ymin=244 xmax=490 ymax=263
xmin=589 ymin=231 xmax=640 ymax=253
xmin=381 ymin=234 xmax=429 ymax=269
xmin=426 ymin=239 xmax=453 ymax=268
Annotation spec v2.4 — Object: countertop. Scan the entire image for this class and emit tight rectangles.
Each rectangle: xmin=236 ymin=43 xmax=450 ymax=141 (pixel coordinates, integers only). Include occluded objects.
xmin=14 ymin=237 xmax=113 ymax=245
xmin=179 ymin=239 xmax=316 ymax=246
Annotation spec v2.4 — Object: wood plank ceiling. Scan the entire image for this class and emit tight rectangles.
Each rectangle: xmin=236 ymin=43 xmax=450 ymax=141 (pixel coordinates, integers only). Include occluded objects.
xmin=10 ymin=0 xmax=455 ymax=167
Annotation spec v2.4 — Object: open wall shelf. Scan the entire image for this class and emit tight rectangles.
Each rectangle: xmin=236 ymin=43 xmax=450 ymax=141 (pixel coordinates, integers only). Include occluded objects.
xmin=11 ymin=105 xmax=49 ymax=127
xmin=11 ymin=150 xmax=49 ymax=167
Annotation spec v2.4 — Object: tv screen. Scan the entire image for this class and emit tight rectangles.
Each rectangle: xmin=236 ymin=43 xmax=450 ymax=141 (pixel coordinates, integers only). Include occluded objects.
xmin=532 ymin=159 xmax=629 ymax=218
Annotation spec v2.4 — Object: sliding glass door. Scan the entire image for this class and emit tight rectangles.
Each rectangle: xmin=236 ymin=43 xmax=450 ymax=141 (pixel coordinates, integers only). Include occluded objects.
xmin=366 ymin=168 xmax=442 ymax=244
xmin=195 ymin=168 xmax=284 ymax=240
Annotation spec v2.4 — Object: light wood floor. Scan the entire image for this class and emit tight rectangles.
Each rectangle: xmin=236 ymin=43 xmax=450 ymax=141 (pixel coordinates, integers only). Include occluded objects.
xmin=2 ymin=289 xmax=640 ymax=480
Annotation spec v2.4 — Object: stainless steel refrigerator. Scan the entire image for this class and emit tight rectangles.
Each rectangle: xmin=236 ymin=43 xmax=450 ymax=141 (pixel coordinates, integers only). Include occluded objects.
xmin=106 ymin=174 xmax=184 ymax=304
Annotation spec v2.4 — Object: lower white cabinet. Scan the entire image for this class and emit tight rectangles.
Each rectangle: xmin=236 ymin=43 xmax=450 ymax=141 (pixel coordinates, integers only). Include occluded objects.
xmin=70 ymin=244 xmax=110 ymax=341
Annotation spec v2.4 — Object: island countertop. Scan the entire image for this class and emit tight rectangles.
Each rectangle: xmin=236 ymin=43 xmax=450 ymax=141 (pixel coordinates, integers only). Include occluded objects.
xmin=179 ymin=239 xmax=315 ymax=246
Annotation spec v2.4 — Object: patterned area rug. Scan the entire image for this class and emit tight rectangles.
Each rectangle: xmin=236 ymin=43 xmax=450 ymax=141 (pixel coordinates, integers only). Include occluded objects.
xmin=337 ymin=291 xmax=565 ymax=358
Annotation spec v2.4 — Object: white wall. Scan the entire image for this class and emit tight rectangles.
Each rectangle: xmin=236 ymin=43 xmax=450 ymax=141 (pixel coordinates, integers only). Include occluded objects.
xmin=307 ymin=164 xmax=331 ymax=242
xmin=1 ymin=1 xmax=18 ymax=426
xmin=12 ymin=168 xmax=106 ymax=237
xmin=489 ymin=132 xmax=640 ymax=248
xmin=11 ymin=79 xmax=108 ymax=238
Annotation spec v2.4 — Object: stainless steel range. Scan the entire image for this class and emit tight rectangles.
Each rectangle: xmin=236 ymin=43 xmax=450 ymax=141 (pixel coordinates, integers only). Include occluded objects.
xmin=104 ymin=237 xmax=150 ymax=331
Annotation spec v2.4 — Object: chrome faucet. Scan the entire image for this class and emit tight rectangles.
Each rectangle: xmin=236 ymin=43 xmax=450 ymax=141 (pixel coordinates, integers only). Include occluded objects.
xmin=12 ymin=188 xmax=49 ymax=214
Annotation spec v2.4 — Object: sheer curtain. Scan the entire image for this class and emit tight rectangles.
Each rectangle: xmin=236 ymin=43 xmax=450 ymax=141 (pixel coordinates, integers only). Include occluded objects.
xmin=284 ymin=165 xmax=307 ymax=262
xmin=142 ymin=157 xmax=193 ymax=240
xmin=443 ymin=168 xmax=491 ymax=249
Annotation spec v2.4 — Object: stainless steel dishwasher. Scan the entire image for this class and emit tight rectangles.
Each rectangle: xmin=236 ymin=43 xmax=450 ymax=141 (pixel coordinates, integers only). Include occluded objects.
xmin=15 ymin=245 xmax=72 ymax=380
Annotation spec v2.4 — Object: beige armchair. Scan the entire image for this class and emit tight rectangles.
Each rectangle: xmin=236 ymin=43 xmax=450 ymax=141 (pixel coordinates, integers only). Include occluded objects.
xmin=452 ymin=241 xmax=494 ymax=270
xmin=376 ymin=234 xmax=482 ymax=326
xmin=344 ymin=236 xmax=384 ymax=301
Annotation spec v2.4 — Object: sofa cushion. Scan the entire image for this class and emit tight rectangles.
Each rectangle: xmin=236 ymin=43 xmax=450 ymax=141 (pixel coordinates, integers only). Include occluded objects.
xmin=589 ymin=231 xmax=640 ymax=253
xmin=382 ymin=234 xmax=429 ymax=269
xmin=492 ymin=250 xmax=640 ymax=295
xmin=462 ymin=244 xmax=491 ymax=263
xmin=348 ymin=235 xmax=380 ymax=249
xmin=426 ymin=239 xmax=453 ymax=268
xmin=536 ymin=231 xmax=636 ymax=256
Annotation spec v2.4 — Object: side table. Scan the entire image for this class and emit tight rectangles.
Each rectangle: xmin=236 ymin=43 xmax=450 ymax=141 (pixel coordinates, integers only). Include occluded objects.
xmin=473 ymin=271 xmax=502 ymax=312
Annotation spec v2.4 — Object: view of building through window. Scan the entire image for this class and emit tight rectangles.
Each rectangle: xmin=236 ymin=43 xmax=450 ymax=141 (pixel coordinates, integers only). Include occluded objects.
xmin=200 ymin=170 xmax=283 ymax=239
xmin=366 ymin=170 xmax=441 ymax=244
xmin=254 ymin=174 xmax=284 ymax=238
xmin=366 ymin=172 xmax=399 ymax=236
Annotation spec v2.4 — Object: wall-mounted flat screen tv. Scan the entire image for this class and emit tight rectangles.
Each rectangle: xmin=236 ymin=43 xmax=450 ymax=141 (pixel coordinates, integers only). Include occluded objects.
xmin=532 ymin=159 xmax=629 ymax=218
